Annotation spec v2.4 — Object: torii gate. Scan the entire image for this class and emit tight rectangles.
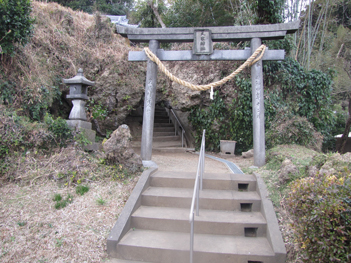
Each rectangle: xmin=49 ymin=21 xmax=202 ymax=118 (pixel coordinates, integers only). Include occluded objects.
xmin=117 ymin=21 xmax=299 ymax=167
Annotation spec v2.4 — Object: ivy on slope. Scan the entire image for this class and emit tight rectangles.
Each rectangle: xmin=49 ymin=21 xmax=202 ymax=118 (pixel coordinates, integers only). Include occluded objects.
xmin=189 ymin=58 xmax=337 ymax=153
xmin=264 ymin=58 xmax=337 ymax=151
xmin=189 ymin=78 xmax=253 ymax=153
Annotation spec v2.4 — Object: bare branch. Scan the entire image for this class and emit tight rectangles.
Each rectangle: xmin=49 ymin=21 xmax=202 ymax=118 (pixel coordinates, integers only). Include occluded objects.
xmin=337 ymin=43 xmax=344 ymax=58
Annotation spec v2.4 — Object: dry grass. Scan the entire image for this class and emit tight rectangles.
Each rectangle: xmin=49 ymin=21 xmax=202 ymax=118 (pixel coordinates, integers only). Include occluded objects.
xmin=1 ymin=145 xmax=132 ymax=186
xmin=0 ymin=178 xmax=138 ymax=262
xmin=0 ymin=143 xmax=141 ymax=262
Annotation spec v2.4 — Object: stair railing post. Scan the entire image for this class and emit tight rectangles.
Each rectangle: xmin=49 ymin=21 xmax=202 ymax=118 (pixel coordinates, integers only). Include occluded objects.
xmin=175 ymin=123 xmax=179 ymax=136
xmin=190 ymin=213 xmax=194 ymax=263
xmin=196 ymin=175 xmax=199 ymax=216
xmin=182 ymin=130 xmax=184 ymax=148
xmin=200 ymin=129 xmax=205 ymax=190
xmin=189 ymin=129 xmax=205 ymax=263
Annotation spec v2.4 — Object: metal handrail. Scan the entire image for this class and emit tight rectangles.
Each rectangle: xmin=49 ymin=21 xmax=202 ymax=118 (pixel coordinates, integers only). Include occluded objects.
xmin=189 ymin=129 xmax=205 ymax=263
xmin=168 ymin=108 xmax=188 ymax=148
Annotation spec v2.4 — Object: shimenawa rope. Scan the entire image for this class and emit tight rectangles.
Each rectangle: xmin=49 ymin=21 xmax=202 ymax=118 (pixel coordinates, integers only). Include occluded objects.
xmin=143 ymin=44 xmax=266 ymax=91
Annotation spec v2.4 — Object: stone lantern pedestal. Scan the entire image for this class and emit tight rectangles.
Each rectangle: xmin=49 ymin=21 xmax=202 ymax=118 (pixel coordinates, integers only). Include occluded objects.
xmin=63 ymin=68 xmax=101 ymax=151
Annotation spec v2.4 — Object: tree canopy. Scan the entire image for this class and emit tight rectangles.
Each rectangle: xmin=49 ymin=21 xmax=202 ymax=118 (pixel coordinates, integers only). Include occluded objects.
xmin=0 ymin=0 xmax=34 ymax=55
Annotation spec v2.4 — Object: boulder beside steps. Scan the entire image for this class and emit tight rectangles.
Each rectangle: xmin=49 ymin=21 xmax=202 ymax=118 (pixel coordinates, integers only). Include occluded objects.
xmin=107 ymin=169 xmax=286 ymax=263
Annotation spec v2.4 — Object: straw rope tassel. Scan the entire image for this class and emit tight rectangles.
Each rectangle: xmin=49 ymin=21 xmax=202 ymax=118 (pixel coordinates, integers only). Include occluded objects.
xmin=143 ymin=44 xmax=266 ymax=91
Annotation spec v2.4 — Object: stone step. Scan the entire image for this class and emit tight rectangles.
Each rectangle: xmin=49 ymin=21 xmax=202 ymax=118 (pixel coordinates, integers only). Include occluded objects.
xmin=150 ymin=171 xmax=257 ymax=191
xmin=154 ymin=123 xmax=174 ymax=127
xmin=155 ymin=108 xmax=167 ymax=112
xmin=133 ymin=136 xmax=180 ymax=142
xmin=153 ymin=136 xmax=180 ymax=142
xmin=153 ymin=131 xmax=175 ymax=137
xmin=117 ymin=229 xmax=275 ymax=263
xmin=154 ymin=114 xmax=169 ymax=119
xmin=132 ymin=141 xmax=183 ymax=148
xmin=134 ymin=136 xmax=181 ymax=141
xmin=141 ymin=187 xmax=261 ymax=211
xmin=131 ymin=206 xmax=267 ymax=236
xmin=153 ymin=127 xmax=175 ymax=133
xmin=153 ymin=118 xmax=170 ymax=123
xmin=152 ymin=147 xmax=190 ymax=153
xmin=154 ymin=111 xmax=168 ymax=116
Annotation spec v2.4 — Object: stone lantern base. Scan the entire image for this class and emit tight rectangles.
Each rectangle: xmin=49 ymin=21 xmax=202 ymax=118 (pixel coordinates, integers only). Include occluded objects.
xmin=67 ymin=120 xmax=102 ymax=151
xmin=67 ymin=119 xmax=92 ymax=130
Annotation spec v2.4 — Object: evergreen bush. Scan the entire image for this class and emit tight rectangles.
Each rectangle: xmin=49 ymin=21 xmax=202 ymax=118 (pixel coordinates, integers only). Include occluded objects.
xmin=44 ymin=113 xmax=72 ymax=147
xmin=286 ymin=171 xmax=351 ymax=262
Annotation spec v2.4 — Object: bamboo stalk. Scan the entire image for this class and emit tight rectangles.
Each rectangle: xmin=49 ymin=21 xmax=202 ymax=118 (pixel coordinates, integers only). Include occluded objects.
xmin=295 ymin=21 xmax=305 ymax=60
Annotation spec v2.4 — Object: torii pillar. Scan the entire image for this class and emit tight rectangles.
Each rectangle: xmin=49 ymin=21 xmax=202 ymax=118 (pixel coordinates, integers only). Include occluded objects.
xmin=251 ymin=38 xmax=265 ymax=167
xmin=116 ymin=21 xmax=300 ymax=167
xmin=140 ymin=40 xmax=159 ymax=161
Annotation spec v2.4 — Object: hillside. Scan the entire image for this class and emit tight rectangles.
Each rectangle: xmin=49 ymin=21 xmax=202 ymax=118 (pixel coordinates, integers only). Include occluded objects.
xmin=1 ymin=1 xmax=147 ymax=128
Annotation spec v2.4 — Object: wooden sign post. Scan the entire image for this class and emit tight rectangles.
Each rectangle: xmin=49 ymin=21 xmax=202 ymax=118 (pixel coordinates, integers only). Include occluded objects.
xmin=117 ymin=21 xmax=299 ymax=167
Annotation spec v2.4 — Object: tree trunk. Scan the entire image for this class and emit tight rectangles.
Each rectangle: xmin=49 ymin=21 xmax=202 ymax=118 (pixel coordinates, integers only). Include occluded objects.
xmin=337 ymin=97 xmax=351 ymax=154
xmin=147 ymin=1 xmax=166 ymax=28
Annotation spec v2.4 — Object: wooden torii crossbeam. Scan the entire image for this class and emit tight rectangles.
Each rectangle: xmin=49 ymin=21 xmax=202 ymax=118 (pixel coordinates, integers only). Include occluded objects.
xmin=116 ymin=21 xmax=299 ymax=167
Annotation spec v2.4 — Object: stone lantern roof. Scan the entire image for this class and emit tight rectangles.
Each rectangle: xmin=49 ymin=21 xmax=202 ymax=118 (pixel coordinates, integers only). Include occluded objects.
xmin=64 ymin=68 xmax=95 ymax=101
xmin=63 ymin=68 xmax=95 ymax=86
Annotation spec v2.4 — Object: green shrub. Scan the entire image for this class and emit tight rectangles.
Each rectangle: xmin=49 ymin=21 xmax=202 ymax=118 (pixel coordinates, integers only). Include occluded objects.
xmin=0 ymin=80 xmax=16 ymax=105
xmin=0 ymin=107 xmax=72 ymax=160
xmin=96 ymin=195 xmax=106 ymax=205
xmin=53 ymin=193 xmax=73 ymax=209
xmin=44 ymin=113 xmax=72 ymax=147
xmin=76 ymin=185 xmax=89 ymax=196
xmin=23 ymin=85 xmax=62 ymax=121
xmin=286 ymin=172 xmax=351 ymax=262
xmin=0 ymin=0 xmax=34 ymax=55
xmin=53 ymin=193 xmax=62 ymax=202
xmin=0 ymin=107 xmax=51 ymax=158
xmin=74 ymin=130 xmax=92 ymax=148
xmin=87 ymin=99 xmax=108 ymax=120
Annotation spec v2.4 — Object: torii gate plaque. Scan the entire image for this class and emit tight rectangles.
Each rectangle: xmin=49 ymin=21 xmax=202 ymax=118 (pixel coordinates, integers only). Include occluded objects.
xmin=117 ymin=21 xmax=299 ymax=167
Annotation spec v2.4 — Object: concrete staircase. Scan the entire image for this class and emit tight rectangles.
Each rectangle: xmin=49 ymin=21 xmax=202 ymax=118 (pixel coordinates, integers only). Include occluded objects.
xmin=131 ymin=107 xmax=185 ymax=150
xmin=107 ymin=169 xmax=286 ymax=263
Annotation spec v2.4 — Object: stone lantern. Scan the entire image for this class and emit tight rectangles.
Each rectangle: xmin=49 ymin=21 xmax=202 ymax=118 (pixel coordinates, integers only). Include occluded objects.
xmin=63 ymin=68 xmax=94 ymax=129
xmin=63 ymin=68 xmax=100 ymax=150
